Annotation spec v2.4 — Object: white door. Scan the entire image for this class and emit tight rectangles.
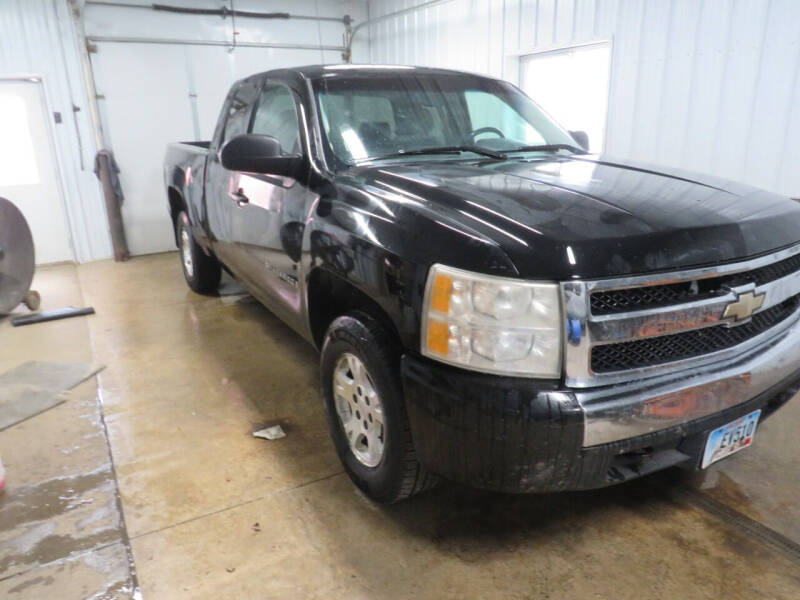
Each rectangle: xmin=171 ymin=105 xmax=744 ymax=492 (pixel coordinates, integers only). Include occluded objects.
xmin=89 ymin=41 xmax=335 ymax=256
xmin=520 ymin=42 xmax=612 ymax=153
xmin=0 ymin=78 xmax=73 ymax=264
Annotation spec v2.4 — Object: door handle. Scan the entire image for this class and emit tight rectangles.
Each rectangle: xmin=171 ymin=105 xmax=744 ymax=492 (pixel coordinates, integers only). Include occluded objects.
xmin=230 ymin=189 xmax=249 ymax=207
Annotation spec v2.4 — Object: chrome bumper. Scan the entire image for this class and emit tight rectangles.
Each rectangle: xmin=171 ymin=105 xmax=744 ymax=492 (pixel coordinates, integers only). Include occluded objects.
xmin=576 ymin=312 xmax=800 ymax=446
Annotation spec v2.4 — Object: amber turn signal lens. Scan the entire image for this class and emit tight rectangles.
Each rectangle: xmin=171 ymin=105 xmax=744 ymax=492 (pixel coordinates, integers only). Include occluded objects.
xmin=426 ymin=320 xmax=450 ymax=355
xmin=430 ymin=274 xmax=452 ymax=314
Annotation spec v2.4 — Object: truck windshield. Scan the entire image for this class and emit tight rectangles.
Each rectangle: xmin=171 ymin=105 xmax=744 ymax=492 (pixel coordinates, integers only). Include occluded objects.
xmin=312 ymin=71 xmax=579 ymax=166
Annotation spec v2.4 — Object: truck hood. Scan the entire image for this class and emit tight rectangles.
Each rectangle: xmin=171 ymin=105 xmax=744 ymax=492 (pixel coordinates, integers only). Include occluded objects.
xmin=350 ymin=155 xmax=800 ymax=280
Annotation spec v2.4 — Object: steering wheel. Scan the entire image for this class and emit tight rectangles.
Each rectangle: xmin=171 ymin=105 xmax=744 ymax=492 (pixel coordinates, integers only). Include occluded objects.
xmin=465 ymin=126 xmax=505 ymax=143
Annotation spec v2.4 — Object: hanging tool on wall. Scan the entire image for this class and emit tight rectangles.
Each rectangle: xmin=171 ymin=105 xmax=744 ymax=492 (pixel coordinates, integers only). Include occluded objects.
xmin=93 ymin=149 xmax=129 ymax=261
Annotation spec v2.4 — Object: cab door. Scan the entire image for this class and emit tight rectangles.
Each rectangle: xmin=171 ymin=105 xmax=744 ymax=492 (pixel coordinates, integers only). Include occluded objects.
xmin=205 ymin=79 xmax=260 ymax=277
xmin=225 ymin=79 xmax=312 ymax=332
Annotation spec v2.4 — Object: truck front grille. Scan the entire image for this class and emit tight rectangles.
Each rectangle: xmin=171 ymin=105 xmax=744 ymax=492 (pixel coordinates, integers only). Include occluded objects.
xmin=590 ymin=251 xmax=800 ymax=315
xmin=564 ymin=243 xmax=800 ymax=387
xmin=591 ymin=296 xmax=800 ymax=373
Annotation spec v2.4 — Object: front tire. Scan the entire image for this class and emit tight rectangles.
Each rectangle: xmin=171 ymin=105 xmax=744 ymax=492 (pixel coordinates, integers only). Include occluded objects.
xmin=320 ymin=312 xmax=437 ymax=503
xmin=176 ymin=211 xmax=221 ymax=294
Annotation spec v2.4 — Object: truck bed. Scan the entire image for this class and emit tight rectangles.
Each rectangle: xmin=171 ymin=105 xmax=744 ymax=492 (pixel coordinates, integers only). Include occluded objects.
xmin=180 ymin=141 xmax=210 ymax=149
xmin=166 ymin=140 xmax=210 ymax=161
xmin=164 ymin=141 xmax=211 ymax=241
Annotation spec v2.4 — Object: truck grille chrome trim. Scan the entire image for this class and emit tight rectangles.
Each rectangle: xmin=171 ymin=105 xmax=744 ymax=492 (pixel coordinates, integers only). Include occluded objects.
xmin=591 ymin=296 xmax=799 ymax=373
xmin=562 ymin=242 xmax=800 ymax=388
xmin=590 ymin=250 xmax=800 ymax=315
xmin=577 ymin=318 xmax=800 ymax=446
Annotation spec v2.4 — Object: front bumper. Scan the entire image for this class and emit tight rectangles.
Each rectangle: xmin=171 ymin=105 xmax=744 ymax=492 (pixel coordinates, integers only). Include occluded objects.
xmin=401 ymin=320 xmax=800 ymax=493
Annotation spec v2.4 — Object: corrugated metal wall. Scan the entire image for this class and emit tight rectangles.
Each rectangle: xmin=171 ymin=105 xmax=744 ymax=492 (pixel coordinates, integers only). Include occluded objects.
xmin=0 ymin=0 xmax=112 ymax=262
xmin=367 ymin=0 xmax=800 ymax=199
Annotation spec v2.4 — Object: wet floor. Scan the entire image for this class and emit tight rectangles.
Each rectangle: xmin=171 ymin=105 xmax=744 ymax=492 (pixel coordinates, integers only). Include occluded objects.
xmin=1 ymin=253 xmax=799 ymax=598
xmin=0 ymin=264 xmax=135 ymax=598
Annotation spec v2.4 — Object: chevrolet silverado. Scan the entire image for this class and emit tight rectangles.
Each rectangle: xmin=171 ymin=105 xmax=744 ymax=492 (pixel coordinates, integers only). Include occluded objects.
xmin=164 ymin=65 xmax=800 ymax=502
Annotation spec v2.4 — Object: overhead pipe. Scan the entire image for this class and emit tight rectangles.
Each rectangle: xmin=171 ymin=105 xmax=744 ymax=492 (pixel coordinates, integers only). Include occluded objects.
xmin=152 ymin=3 xmax=287 ymax=20
xmin=85 ymin=1 xmax=346 ymax=23
xmin=85 ymin=35 xmax=345 ymax=53
xmin=344 ymin=0 xmax=455 ymax=62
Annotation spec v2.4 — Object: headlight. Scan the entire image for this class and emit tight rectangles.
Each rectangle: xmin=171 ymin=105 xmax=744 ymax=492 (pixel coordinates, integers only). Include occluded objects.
xmin=421 ymin=264 xmax=562 ymax=377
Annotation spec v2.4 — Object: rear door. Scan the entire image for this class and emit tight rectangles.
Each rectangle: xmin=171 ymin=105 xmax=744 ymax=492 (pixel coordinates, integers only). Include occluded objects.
xmin=205 ymin=79 xmax=260 ymax=276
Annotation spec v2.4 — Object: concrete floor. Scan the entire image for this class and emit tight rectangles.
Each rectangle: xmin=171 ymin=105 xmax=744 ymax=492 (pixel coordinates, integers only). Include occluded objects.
xmin=1 ymin=252 xmax=800 ymax=599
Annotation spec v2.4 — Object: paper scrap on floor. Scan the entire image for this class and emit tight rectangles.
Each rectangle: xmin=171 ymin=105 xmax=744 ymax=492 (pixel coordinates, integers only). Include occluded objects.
xmin=253 ymin=425 xmax=286 ymax=440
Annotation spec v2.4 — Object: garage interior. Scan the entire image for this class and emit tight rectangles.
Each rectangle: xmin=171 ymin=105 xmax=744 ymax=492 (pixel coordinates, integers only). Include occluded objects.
xmin=2 ymin=0 xmax=800 ymax=598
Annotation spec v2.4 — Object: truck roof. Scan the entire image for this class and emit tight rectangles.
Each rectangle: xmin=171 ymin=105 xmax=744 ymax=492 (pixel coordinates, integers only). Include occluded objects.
xmin=243 ymin=64 xmax=500 ymax=83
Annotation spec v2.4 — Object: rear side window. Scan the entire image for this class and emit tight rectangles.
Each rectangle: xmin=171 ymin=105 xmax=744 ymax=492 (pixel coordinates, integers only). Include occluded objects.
xmin=250 ymin=83 xmax=301 ymax=155
xmin=220 ymin=82 xmax=258 ymax=145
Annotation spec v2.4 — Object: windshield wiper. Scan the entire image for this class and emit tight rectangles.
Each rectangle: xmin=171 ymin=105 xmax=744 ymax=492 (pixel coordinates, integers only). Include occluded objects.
xmin=353 ymin=145 xmax=506 ymax=164
xmin=505 ymin=143 xmax=587 ymax=154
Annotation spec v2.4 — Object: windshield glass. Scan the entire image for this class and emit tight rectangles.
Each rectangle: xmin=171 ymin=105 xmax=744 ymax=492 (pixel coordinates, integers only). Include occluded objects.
xmin=312 ymin=71 xmax=578 ymax=166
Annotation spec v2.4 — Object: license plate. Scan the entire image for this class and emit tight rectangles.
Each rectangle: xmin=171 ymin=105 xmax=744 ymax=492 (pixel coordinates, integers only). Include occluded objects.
xmin=701 ymin=409 xmax=761 ymax=468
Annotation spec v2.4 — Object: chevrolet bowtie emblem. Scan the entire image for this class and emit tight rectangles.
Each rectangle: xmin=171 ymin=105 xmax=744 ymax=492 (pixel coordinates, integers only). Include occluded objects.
xmin=722 ymin=290 xmax=765 ymax=324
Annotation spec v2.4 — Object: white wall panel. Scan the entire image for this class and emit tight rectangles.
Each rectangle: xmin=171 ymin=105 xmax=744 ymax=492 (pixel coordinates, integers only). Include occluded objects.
xmin=83 ymin=0 xmax=367 ymax=256
xmin=0 ymin=0 xmax=112 ymax=262
xmin=367 ymin=0 xmax=800 ymax=199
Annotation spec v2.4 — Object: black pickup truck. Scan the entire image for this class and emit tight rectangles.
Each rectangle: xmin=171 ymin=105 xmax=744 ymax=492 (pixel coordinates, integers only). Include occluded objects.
xmin=165 ymin=65 xmax=800 ymax=503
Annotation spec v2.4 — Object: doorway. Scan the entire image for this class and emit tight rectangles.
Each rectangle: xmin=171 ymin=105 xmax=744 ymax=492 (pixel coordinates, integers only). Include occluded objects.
xmin=0 ymin=78 xmax=74 ymax=264
xmin=520 ymin=42 xmax=612 ymax=153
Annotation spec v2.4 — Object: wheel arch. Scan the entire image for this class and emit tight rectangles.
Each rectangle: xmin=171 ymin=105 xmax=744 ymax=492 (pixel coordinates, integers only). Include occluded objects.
xmin=167 ymin=185 xmax=187 ymax=246
xmin=306 ymin=267 xmax=405 ymax=352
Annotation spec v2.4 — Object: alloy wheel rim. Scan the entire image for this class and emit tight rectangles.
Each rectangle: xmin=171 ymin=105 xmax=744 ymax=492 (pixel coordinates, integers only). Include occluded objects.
xmin=332 ymin=353 xmax=385 ymax=467
xmin=180 ymin=226 xmax=194 ymax=278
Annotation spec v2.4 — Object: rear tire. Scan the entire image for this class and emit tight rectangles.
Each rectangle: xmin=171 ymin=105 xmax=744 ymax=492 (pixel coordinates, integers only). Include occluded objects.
xmin=177 ymin=211 xmax=221 ymax=294
xmin=320 ymin=312 xmax=437 ymax=503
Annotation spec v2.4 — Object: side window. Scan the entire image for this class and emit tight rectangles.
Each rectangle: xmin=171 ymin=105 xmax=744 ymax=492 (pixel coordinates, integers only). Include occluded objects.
xmin=219 ymin=83 xmax=258 ymax=147
xmin=250 ymin=83 xmax=301 ymax=155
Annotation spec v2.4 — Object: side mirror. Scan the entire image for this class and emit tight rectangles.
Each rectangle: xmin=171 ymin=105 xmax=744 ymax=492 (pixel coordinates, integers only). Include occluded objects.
xmin=569 ymin=130 xmax=589 ymax=151
xmin=220 ymin=134 xmax=302 ymax=177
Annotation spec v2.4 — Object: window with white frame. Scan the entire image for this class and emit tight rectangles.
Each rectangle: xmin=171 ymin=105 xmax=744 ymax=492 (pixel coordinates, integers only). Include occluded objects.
xmin=0 ymin=94 xmax=40 ymax=186
xmin=520 ymin=42 xmax=612 ymax=153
